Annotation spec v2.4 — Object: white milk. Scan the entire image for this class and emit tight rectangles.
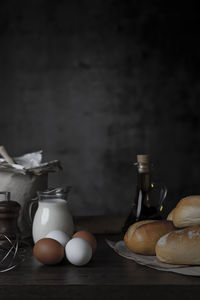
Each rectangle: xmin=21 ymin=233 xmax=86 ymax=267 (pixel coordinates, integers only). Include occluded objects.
xmin=32 ymin=198 xmax=74 ymax=243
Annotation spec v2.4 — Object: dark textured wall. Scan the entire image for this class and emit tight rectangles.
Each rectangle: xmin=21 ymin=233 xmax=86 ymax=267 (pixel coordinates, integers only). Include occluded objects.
xmin=0 ymin=0 xmax=200 ymax=217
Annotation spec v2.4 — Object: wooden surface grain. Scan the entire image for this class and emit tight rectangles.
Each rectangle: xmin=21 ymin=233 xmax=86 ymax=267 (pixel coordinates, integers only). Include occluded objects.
xmin=0 ymin=234 xmax=200 ymax=300
xmin=74 ymin=215 xmax=126 ymax=234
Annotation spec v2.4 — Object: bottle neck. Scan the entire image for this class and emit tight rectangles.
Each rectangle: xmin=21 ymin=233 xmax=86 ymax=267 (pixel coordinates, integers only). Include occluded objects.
xmin=136 ymin=163 xmax=156 ymax=209
xmin=136 ymin=162 xmax=151 ymax=191
xmin=136 ymin=171 xmax=151 ymax=191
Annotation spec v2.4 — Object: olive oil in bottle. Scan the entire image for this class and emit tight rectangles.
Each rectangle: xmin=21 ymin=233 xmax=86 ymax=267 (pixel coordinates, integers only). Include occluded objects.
xmin=122 ymin=155 xmax=161 ymax=234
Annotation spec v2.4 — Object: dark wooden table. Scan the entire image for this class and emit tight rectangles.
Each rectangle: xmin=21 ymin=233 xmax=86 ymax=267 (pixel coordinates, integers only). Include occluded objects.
xmin=0 ymin=234 xmax=200 ymax=300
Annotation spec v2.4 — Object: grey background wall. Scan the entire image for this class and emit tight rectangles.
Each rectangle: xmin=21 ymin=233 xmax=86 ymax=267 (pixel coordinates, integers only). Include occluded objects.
xmin=0 ymin=0 xmax=200 ymax=217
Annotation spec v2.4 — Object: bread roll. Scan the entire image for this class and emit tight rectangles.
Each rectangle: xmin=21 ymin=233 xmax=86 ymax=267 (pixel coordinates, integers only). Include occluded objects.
xmin=167 ymin=208 xmax=175 ymax=221
xmin=156 ymin=225 xmax=200 ymax=265
xmin=172 ymin=196 xmax=200 ymax=228
xmin=124 ymin=220 xmax=175 ymax=255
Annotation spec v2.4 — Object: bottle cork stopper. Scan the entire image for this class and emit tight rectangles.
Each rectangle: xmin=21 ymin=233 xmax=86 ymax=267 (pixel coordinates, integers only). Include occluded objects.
xmin=137 ymin=154 xmax=150 ymax=164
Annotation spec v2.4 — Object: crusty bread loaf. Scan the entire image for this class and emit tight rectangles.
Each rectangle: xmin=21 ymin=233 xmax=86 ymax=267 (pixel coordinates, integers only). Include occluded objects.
xmin=172 ymin=196 xmax=200 ymax=228
xmin=124 ymin=220 xmax=175 ymax=255
xmin=156 ymin=225 xmax=200 ymax=265
xmin=124 ymin=220 xmax=155 ymax=240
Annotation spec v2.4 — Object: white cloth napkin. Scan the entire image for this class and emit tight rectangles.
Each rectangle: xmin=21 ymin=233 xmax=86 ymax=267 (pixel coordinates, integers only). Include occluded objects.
xmin=106 ymin=239 xmax=200 ymax=276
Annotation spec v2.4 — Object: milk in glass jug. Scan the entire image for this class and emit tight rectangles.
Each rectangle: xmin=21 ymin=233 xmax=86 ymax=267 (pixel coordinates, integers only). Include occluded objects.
xmin=29 ymin=187 xmax=74 ymax=243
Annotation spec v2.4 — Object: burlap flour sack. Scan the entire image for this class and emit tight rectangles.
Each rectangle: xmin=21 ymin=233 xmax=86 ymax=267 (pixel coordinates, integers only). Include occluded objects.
xmin=0 ymin=150 xmax=61 ymax=237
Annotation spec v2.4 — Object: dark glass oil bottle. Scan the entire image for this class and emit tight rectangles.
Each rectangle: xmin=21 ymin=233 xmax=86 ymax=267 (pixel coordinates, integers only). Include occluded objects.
xmin=122 ymin=155 xmax=161 ymax=234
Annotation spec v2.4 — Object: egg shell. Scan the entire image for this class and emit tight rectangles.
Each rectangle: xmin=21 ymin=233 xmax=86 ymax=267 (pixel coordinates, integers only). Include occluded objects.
xmin=65 ymin=237 xmax=92 ymax=266
xmin=72 ymin=230 xmax=97 ymax=253
xmin=45 ymin=230 xmax=70 ymax=247
xmin=33 ymin=238 xmax=65 ymax=265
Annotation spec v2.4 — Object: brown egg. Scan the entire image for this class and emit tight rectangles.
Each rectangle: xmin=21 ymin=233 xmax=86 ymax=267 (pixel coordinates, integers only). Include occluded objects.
xmin=33 ymin=238 xmax=65 ymax=265
xmin=73 ymin=231 xmax=97 ymax=253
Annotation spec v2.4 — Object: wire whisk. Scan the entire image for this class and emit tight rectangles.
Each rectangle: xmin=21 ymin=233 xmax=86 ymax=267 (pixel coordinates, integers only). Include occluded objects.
xmin=0 ymin=234 xmax=30 ymax=273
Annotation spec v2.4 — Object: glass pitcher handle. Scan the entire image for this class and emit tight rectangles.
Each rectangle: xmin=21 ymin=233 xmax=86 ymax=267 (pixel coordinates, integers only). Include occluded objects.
xmin=27 ymin=198 xmax=38 ymax=225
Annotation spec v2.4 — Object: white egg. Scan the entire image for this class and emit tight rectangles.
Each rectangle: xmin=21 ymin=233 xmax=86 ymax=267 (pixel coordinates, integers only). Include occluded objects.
xmin=65 ymin=237 xmax=92 ymax=266
xmin=45 ymin=230 xmax=70 ymax=247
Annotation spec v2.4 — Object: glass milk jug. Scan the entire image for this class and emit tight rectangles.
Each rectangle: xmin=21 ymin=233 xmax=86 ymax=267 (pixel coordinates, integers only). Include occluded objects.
xmin=29 ymin=187 xmax=74 ymax=243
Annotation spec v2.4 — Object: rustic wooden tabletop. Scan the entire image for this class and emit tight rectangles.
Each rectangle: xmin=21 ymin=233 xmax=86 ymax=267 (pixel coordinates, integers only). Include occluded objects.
xmin=0 ymin=233 xmax=200 ymax=300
